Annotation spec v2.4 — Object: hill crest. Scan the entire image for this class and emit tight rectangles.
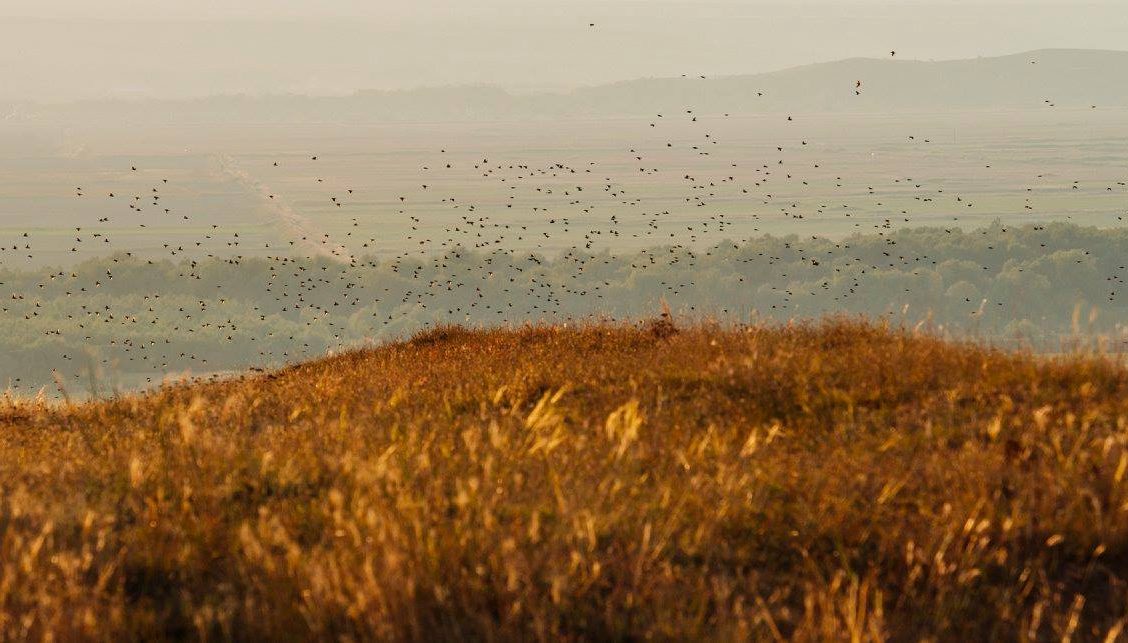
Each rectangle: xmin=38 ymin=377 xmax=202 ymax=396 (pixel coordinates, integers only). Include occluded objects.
xmin=2 ymin=321 xmax=1127 ymax=638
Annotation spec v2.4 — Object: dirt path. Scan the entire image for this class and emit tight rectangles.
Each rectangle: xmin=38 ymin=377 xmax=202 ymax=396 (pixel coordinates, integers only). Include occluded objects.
xmin=216 ymin=155 xmax=351 ymax=262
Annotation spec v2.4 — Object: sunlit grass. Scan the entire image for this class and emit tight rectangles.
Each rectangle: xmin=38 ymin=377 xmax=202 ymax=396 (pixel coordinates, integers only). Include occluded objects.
xmin=0 ymin=318 xmax=1126 ymax=640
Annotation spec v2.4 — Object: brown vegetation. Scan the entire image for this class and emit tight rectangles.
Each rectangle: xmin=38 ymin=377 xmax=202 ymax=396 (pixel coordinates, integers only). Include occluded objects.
xmin=1 ymin=319 xmax=1127 ymax=640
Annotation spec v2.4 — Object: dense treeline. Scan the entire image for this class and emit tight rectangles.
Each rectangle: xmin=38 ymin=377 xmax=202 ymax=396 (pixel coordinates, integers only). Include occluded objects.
xmin=1 ymin=221 xmax=1125 ymax=394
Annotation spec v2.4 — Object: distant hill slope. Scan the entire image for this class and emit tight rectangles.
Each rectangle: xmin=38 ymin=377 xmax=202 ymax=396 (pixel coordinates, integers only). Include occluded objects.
xmin=2 ymin=320 xmax=1127 ymax=639
xmin=16 ymin=49 xmax=1128 ymax=123
xmin=574 ymin=48 xmax=1128 ymax=114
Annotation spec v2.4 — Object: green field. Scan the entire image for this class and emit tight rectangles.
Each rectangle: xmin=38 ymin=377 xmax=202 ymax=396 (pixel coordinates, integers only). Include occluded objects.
xmin=3 ymin=110 xmax=1128 ymax=269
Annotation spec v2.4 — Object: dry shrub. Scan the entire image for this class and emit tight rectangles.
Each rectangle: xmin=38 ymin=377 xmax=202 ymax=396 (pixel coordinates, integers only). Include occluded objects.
xmin=647 ymin=299 xmax=679 ymax=340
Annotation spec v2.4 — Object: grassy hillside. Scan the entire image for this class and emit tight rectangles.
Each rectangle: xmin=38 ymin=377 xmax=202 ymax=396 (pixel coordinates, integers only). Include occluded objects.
xmin=1 ymin=319 xmax=1127 ymax=640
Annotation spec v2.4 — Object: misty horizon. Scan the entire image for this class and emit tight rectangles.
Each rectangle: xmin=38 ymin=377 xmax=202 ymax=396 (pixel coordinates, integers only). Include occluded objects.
xmin=5 ymin=1 xmax=1128 ymax=102
xmin=5 ymin=47 xmax=1127 ymax=108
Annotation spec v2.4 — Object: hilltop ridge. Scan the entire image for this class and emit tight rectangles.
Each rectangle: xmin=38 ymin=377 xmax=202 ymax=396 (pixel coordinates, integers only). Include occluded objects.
xmin=1 ymin=320 xmax=1126 ymax=639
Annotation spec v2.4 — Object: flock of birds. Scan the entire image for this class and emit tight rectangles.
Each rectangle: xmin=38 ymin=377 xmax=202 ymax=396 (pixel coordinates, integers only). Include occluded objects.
xmin=3 ymin=46 xmax=1128 ymax=391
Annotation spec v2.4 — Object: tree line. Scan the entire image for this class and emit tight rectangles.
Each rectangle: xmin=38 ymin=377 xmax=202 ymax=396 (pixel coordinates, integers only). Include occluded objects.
xmin=2 ymin=221 xmax=1125 ymax=394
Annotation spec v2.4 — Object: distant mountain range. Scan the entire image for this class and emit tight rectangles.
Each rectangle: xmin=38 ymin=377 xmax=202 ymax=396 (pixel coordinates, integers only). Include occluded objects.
xmin=10 ymin=49 xmax=1128 ymax=124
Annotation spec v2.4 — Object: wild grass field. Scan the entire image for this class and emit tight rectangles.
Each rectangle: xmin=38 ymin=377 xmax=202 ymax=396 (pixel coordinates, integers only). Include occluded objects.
xmin=1 ymin=318 xmax=1126 ymax=640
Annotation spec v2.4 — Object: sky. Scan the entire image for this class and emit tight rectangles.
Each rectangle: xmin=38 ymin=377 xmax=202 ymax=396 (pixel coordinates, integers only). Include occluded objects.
xmin=3 ymin=1 xmax=1128 ymax=102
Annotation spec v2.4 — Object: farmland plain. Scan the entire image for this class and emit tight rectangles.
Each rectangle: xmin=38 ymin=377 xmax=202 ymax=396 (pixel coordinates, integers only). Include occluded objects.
xmin=3 ymin=109 xmax=1128 ymax=269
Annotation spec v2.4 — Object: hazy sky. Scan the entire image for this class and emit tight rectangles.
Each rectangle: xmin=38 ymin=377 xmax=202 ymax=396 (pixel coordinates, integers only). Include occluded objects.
xmin=4 ymin=1 xmax=1128 ymax=101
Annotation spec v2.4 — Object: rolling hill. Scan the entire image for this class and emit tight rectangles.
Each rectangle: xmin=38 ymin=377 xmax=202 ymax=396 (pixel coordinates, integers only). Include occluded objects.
xmin=1 ymin=319 xmax=1126 ymax=639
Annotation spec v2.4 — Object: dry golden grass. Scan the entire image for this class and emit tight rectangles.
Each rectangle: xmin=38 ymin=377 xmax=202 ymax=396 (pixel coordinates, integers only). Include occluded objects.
xmin=1 ymin=318 xmax=1127 ymax=641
